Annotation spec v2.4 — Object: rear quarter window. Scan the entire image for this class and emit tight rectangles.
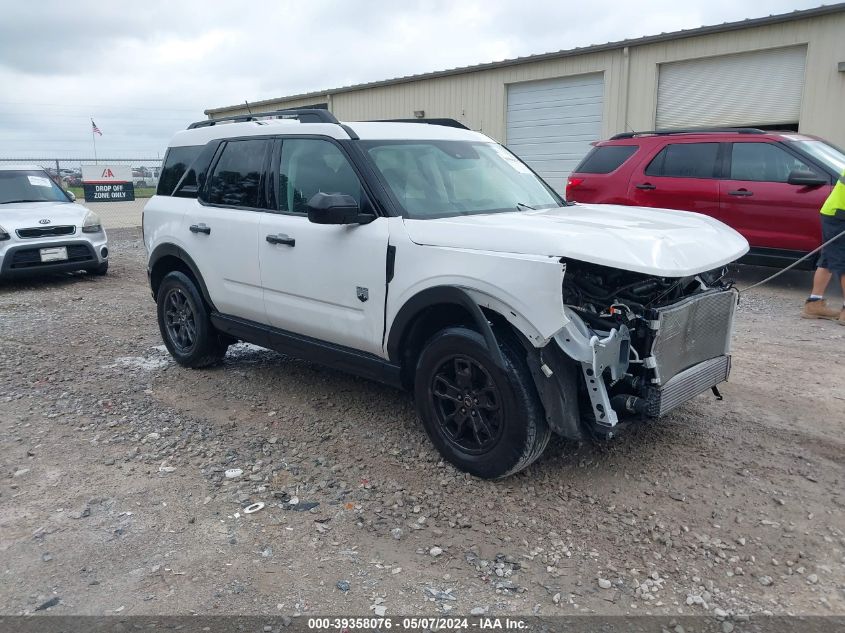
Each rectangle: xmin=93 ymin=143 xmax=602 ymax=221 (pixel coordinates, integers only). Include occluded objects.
xmin=574 ymin=145 xmax=638 ymax=174
xmin=157 ymin=145 xmax=203 ymax=196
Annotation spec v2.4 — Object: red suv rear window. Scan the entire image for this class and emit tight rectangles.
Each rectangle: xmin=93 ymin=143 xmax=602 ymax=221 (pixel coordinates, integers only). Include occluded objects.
xmin=574 ymin=145 xmax=638 ymax=174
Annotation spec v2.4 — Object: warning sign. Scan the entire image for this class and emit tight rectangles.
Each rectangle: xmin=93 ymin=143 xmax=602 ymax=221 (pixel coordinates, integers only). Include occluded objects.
xmin=81 ymin=164 xmax=135 ymax=202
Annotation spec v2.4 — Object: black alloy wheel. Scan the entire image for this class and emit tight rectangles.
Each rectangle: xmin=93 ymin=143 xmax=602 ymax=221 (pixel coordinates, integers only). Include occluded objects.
xmin=430 ymin=355 xmax=504 ymax=454
xmin=163 ymin=287 xmax=197 ymax=354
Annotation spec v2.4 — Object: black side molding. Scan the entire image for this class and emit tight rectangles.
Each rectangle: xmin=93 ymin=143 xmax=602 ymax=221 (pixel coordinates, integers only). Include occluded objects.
xmin=148 ymin=243 xmax=216 ymax=310
xmin=386 ymin=286 xmax=506 ymax=370
xmin=210 ymin=313 xmax=403 ymax=389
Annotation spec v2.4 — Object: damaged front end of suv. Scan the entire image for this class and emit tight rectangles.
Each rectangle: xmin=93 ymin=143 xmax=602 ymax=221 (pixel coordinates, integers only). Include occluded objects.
xmin=525 ymin=259 xmax=738 ymax=440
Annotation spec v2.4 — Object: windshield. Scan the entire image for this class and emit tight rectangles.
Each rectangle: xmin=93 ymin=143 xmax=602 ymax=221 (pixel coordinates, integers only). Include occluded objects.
xmin=0 ymin=170 xmax=71 ymax=205
xmin=787 ymin=140 xmax=845 ymax=175
xmin=362 ymin=140 xmax=562 ymax=219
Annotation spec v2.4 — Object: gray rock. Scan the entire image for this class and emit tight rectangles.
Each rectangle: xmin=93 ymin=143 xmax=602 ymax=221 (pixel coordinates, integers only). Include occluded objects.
xmin=598 ymin=578 xmax=612 ymax=589
xmin=336 ymin=580 xmax=350 ymax=592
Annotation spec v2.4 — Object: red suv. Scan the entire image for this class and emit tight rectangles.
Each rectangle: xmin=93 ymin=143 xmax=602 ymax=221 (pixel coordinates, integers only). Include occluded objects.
xmin=566 ymin=129 xmax=845 ymax=267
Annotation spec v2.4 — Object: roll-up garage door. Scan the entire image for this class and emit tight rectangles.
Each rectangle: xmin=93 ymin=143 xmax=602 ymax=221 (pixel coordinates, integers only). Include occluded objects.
xmin=656 ymin=46 xmax=806 ymax=129
xmin=506 ymin=73 xmax=604 ymax=192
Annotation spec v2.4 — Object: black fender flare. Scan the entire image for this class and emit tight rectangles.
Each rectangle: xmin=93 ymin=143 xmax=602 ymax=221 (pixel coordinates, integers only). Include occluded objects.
xmin=386 ymin=286 xmax=505 ymax=370
xmin=147 ymin=243 xmax=216 ymax=310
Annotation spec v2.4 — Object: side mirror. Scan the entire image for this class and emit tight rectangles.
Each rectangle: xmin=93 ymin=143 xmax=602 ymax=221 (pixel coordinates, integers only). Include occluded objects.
xmin=787 ymin=170 xmax=828 ymax=187
xmin=66 ymin=190 xmax=76 ymax=202
xmin=307 ymin=192 xmax=375 ymax=225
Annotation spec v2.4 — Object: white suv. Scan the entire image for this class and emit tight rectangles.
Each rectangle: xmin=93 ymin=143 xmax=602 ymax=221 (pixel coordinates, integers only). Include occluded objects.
xmin=144 ymin=109 xmax=748 ymax=479
xmin=1 ymin=165 xmax=109 ymax=278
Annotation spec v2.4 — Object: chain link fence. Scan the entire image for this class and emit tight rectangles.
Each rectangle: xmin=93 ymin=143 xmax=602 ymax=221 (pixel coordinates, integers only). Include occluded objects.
xmin=0 ymin=158 xmax=161 ymax=229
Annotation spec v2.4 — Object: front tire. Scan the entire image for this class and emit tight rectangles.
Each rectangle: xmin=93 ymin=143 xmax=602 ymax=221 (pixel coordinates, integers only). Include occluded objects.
xmin=156 ymin=271 xmax=228 ymax=368
xmin=414 ymin=327 xmax=550 ymax=479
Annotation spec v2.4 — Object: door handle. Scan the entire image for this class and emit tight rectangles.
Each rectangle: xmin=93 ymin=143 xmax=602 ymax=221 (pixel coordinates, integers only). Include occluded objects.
xmin=189 ymin=223 xmax=211 ymax=234
xmin=266 ymin=233 xmax=295 ymax=247
xmin=635 ymin=183 xmax=656 ymax=190
xmin=728 ymin=189 xmax=754 ymax=197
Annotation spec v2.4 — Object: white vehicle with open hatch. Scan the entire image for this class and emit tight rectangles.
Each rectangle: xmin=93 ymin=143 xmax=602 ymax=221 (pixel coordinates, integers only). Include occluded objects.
xmin=0 ymin=165 xmax=109 ymax=278
xmin=144 ymin=109 xmax=748 ymax=479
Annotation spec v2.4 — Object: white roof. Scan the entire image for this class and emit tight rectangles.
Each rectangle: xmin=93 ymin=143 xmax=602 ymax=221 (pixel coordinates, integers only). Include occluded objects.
xmin=168 ymin=119 xmax=492 ymax=148
xmin=0 ymin=164 xmax=46 ymax=172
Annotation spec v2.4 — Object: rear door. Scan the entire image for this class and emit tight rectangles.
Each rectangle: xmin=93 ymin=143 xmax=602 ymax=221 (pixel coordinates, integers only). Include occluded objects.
xmin=719 ymin=141 xmax=828 ymax=251
xmin=627 ymin=141 xmax=721 ymax=218
xmin=259 ymin=137 xmax=389 ymax=356
xmin=184 ymin=137 xmax=271 ymax=323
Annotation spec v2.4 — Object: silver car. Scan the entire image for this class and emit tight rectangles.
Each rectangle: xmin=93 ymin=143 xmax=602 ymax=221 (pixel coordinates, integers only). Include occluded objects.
xmin=0 ymin=165 xmax=109 ymax=278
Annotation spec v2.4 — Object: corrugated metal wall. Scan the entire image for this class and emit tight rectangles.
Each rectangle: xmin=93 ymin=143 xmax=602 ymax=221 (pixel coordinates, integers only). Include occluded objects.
xmin=211 ymin=12 xmax=845 ymax=149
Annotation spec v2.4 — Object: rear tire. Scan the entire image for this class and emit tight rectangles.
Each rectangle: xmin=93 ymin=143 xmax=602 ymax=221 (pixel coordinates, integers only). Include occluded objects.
xmin=413 ymin=327 xmax=550 ymax=479
xmin=156 ymin=271 xmax=228 ymax=368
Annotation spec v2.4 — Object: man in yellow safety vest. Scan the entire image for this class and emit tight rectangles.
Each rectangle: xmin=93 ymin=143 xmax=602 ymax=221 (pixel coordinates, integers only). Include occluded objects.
xmin=802 ymin=168 xmax=845 ymax=324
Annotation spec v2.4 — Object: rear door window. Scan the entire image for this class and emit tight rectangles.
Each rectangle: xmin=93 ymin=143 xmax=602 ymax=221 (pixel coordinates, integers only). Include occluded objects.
xmin=574 ymin=145 xmax=638 ymax=174
xmin=729 ymin=142 xmax=817 ymax=182
xmin=206 ymin=139 xmax=271 ymax=208
xmin=645 ymin=143 xmax=720 ymax=179
xmin=157 ymin=146 xmax=202 ymax=196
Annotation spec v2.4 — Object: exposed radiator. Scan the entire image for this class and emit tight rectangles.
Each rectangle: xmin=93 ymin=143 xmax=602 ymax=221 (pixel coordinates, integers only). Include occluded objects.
xmin=649 ymin=289 xmax=737 ymax=386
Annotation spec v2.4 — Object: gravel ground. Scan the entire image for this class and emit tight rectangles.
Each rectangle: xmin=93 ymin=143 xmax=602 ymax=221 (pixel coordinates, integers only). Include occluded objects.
xmin=1 ymin=228 xmax=843 ymax=619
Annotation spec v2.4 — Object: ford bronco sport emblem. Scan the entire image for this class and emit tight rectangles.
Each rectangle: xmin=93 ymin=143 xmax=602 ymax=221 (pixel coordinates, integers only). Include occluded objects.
xmin=38 ymin=219 xmax=51 ymax=224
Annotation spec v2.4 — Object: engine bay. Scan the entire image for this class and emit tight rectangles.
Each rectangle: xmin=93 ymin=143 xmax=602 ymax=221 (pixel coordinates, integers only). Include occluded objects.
xmin=560 ymin=259 xmax=735 ymax=425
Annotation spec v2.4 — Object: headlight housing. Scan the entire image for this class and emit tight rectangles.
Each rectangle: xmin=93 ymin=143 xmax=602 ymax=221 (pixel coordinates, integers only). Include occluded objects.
xmin=82 ymin=211 xmax=102 ymax=233
xmin=0 ymin=224 xmax=9 ymax=241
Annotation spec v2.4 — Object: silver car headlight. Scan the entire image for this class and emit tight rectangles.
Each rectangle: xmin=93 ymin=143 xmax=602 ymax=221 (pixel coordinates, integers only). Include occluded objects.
xmin=0 ymin=224 xmax=9 ymax=241
xmin=82 ymin=211 xmax=102 ymax=233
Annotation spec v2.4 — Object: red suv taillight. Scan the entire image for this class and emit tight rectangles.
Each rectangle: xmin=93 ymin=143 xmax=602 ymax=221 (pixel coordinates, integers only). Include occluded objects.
xmin=565 ymin=177 xmax=584 ymax=199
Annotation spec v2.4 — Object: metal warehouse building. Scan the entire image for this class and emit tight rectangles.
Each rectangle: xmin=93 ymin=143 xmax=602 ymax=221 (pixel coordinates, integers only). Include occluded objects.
xmin=207 ymin=4 xmax=845 ymax=192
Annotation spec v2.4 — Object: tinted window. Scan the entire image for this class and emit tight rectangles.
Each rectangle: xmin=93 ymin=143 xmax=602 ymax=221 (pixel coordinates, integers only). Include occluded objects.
xmin=279 ymin=139 xmax=363 ymax=214
xmin=730 ymin=142 xmax=816 ymax=182
xmin=207 ymin=139 xmax=270 ymax=208
xmin=645 ymin=143 xmax=719 ymax=179
xmin=157 ymin=146 xmax=202 ymax=196
xmin=575 ymin=145 xmax=638 ymax=174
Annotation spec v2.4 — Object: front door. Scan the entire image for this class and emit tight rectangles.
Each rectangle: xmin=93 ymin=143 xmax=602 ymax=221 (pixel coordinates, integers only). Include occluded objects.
xmin=719 ymin=141 xmax=828 ymax=252
xmin=259 ymin=137 xmax=389 ymax=356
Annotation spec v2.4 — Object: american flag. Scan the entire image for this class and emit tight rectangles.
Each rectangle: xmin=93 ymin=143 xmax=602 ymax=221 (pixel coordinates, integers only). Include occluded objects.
xmin=91 ymin=120 xmax=102 ymax=136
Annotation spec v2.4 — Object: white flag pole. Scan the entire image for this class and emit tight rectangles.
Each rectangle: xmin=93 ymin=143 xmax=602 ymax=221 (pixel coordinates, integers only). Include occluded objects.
xmin=92 ymin=117 xmax=98 ymax=164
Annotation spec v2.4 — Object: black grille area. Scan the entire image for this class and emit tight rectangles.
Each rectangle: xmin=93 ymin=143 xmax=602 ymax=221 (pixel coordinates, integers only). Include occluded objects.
xmin=9 ymin=244 xmax=94 ymax=269
xmin=16 ymin=225 xmax=76 ymax=238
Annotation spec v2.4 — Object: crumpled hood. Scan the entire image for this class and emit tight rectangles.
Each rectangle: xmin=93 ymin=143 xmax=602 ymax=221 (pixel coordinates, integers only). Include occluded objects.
xmin=0 ymin=201 xmax=89 ymax=230
xmin=403 ymin=203 xmax=749 ymax=277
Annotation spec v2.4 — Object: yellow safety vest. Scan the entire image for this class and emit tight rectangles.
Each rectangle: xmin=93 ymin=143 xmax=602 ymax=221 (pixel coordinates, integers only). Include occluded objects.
xmin=821 ymin=169 xmax=845 ymax=217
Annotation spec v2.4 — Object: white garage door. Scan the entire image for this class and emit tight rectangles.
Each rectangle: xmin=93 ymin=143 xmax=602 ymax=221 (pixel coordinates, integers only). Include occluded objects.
xmin=506 ymin=73 xmax=604 ymax=192
xmin=656 ymin=46 xmax=806 ymax=129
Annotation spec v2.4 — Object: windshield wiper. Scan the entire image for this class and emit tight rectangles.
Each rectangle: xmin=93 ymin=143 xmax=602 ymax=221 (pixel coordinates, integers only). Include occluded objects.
xmin=516 ymin=202 xmax=535 ymax=211
xmin=0 ymin=199 xmax=46 ymax=204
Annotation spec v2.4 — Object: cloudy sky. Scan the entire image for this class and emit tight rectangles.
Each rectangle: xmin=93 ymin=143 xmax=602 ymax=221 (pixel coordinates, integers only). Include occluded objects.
xmin=0 ymin=0 xmax=825 ymax=159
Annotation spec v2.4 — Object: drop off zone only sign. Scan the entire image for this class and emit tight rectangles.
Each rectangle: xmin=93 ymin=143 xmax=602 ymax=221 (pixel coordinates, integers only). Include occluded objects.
xmin=81 ymin=165 xmax=135 ymax=202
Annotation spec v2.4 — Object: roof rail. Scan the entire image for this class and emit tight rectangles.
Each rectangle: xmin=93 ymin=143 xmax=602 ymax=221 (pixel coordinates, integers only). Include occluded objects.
xmin=369 ymin=118 xmax=469 ymax=130
xmin=610 ymin=127 xmax=767 ymax=140
xmin=188 ymin=108 xmax=340 ymax=129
